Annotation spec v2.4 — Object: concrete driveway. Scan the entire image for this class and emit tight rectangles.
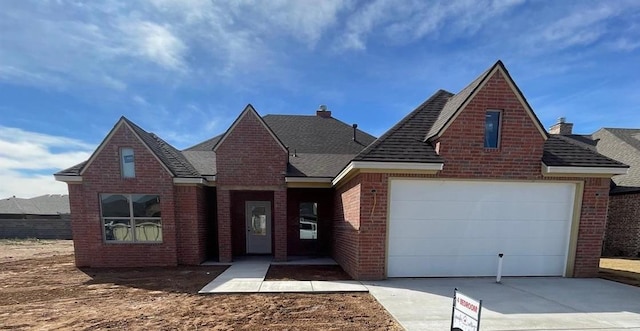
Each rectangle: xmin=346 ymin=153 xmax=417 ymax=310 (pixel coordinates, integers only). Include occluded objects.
xmin=364 ymin=277 xmax=640 ymax=331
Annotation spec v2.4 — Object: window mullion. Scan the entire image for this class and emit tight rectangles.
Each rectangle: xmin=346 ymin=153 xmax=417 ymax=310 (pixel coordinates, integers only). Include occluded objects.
xmin=129 ymin=194 xmax=136 ymax=242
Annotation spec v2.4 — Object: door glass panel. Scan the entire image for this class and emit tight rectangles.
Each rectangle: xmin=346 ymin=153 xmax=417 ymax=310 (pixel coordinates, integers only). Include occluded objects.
xmin=251 ymin=206 xmax=267 ymax=236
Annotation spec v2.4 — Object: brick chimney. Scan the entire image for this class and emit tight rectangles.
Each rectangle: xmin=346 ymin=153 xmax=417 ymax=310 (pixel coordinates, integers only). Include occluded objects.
xmin=316 ymin=104 xmax=331 ymax=118
xmin=549 ymin=117 xmax=573 ymax=135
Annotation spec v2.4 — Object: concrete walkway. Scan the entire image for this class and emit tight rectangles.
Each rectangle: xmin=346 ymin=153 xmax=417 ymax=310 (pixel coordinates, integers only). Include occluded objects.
xmin=198 ymin=257 xmax=368 ymax=294
xmin=364 ymin=277 xmax=640 ymax=331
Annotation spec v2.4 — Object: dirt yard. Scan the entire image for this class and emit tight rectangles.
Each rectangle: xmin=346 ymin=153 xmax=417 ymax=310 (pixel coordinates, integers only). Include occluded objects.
xmin=0 ymin=240 xmax=401 ymax=330
xmin=600 ymin=257 xmax=640 ymax=287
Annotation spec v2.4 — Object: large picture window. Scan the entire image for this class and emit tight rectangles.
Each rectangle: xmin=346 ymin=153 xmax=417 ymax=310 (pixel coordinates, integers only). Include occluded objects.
xmin=101 ymin=194 xmax=162 ymax=243
xmin=299 ymin=202 xmax=318 ymax=240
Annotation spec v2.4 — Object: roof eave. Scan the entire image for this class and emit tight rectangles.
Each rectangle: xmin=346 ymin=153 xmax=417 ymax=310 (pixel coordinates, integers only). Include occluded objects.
xmin=54 ymin=175 xmax=83 ymax=183
xmin=332 ymin=161 xmax=444 ymax=186
xmin=542 ymin=163 xmax=629 ymax=177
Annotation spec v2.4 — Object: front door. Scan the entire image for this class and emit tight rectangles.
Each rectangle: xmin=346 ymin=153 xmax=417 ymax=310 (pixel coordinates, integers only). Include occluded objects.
xmin=246 ymin=201 xmax=272 ymax=254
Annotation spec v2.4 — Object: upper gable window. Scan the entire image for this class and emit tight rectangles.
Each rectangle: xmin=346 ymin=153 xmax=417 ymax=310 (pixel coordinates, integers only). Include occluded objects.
xmin=484 ymin=111 xmax=501 ymax=148
xmin=120 ymin=147 xmax=135 ymax=178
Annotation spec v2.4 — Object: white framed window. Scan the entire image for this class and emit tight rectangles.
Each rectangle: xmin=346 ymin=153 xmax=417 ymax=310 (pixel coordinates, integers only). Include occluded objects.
xmin=484 ymin=110 xmax=502 ymax=148
xmin=100 ymin=194 xmax=162 ymax=243
xmin=120 ymin=147 xmax=135 ymax=178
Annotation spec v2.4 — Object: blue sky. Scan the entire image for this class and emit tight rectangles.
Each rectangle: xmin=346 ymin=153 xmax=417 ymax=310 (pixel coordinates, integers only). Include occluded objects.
xmin=1 ymin=0 xmax=639 ymax=198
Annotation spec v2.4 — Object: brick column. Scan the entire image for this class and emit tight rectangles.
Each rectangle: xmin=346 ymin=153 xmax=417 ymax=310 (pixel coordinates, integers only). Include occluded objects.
xmin=274 ymin=189 xmax=287 ymax=261
xmin=217 ymin=188 xmax=232 ymax=262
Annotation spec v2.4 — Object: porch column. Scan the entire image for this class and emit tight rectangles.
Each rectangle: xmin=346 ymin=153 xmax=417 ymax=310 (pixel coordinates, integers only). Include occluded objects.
xmin=274 ymin=189 xmax=287 ymax=261
xmin=217 ymin=188 xmax=232 ymax=263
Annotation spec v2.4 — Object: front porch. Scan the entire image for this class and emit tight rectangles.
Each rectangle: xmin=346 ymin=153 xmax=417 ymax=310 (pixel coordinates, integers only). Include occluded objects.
xmin=211 ymin=188 xmax=334 ymax=263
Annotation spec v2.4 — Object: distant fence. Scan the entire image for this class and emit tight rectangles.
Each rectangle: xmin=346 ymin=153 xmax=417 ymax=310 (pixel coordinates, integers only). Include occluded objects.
xmin=0 ymin=215 xmax=72 ymax=239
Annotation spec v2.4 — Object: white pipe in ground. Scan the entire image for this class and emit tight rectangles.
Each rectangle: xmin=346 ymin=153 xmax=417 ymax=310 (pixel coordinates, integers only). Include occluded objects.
xmin=496 ymin=253 xmax=504 ymax=283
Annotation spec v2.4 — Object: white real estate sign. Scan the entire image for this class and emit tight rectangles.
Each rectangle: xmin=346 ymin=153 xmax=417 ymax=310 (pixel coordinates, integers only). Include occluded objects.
xmin=451 ymin=289 xmax=482 ymax=331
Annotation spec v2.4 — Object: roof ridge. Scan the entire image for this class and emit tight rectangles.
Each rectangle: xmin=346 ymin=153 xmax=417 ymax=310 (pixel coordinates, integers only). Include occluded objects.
xmin=425 ymin=63 xmax=498 ymax=140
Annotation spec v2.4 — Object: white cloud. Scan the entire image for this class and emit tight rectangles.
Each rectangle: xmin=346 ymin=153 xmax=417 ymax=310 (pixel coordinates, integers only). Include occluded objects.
xmin=0 ymin=126 xmax=94 ymax=198
xmin=0 ymin=170 xmax=69 ymax=199
xmin=335 ymin=0 xmax=525 ymax=51
xmin=119 ymin=20 xmax=187 ymax=71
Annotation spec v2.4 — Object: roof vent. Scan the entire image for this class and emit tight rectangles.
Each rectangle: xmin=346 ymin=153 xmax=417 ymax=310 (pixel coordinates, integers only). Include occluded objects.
xmin=352 ymin=124 xmax=358 ymax=142
xmin=316 ymin=105 xmax=332 ymax=118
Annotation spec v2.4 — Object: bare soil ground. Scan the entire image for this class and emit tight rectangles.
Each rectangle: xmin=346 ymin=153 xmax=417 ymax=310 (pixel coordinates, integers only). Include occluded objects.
xmin=599 ymin=257 xmax=640 ymax=287
xmin=0 ymin=240 xmax=401 ymax=330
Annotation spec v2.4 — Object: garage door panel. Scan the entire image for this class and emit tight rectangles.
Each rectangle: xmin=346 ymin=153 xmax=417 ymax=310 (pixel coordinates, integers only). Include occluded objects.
xmin=390 ymin=181 xmax=574 ymax=204
xmin=389 ymin=219 xmax=569 ymax=241
xmin=387 ymin=180 xmax=575 ymax=277
xmin=387 ymin=255 xmax=566 ymax=277
xmin=388 ymin=236 xmax=567 ymax=256
xmin=390 ymin=200 xmax=571 ymax=221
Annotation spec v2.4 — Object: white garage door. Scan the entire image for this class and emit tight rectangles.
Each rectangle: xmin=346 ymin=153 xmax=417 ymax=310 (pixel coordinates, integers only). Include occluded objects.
xmin=387 ymin=180 xmax=576 ymax=277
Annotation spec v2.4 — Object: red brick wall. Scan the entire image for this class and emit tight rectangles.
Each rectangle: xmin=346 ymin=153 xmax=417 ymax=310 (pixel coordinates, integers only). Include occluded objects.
xmin=437 ymin=70 xmax=545 ymax=179
xmin=332 ymin=176 xmax=361 ymax=279
xmin=217 ymin=188 xmax=232 ymax=262
xmin=274 ymin=190 xmax=287 ymax=261
xmin=174 ymin=185 xmax=207 ymax=265
xmin=215 ymin=110 xmax=287 ymax=187
xmin=215 ymin=109 xmax=288 ymax=262
xmin=573 ymin=177 xmax=611 ymax=276
xmin=603 ymin=193 xmax=640 ymax=257
xmin=69 ymin=123 xmax=178 ymax=267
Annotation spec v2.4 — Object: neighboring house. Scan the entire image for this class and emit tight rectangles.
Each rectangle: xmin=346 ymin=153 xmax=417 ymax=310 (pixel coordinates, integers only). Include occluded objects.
xmin=0 ymin=194 xmax=70 ymax=218
xmin=554 ymin=123 xmax=640 ymax=257
xmin=0 ymin=194 xmax=71 ymax=239
xmin=54 ymin=61 xmax=627 ymax=280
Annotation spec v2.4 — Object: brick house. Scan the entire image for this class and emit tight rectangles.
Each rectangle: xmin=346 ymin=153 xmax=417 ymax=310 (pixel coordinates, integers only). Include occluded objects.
xmin=55 ymin=61 xmax=627 ymax=279
xmin=552 ymin=122 xmax=640 ymax=257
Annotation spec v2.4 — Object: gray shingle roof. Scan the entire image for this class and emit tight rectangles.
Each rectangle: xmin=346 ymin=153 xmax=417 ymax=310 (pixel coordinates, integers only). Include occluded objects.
xmin=184 ymin=113 xmax=377 ymax=177
xmin=185 ymin=135 xmax=221 ymax=151
xmin=543 ymin=135 xmax=628 ymax=168
xmin=182 ymin=151 xmax=216 ymax=176
xmin=55 ymin=161 xmax=87 ymax=176
xmin=0 ymin=194 xmax=70 ymax=215
xmin=288 ymin=153 xmax=357 ymax=177
xmin=263 ymin=115 xmax=375 ymax=154
xmin=354 ymin=90 xmax=451 ymax=163
xmin=123 ymin=118 xmax=200 ymax=177
xmin=426 ymin=68 xmax=491 ymax=140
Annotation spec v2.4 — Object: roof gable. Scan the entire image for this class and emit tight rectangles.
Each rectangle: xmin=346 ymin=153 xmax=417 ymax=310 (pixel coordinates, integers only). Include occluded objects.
xmin=426 ymin=60 xmax=548 ymax=142
xmin=77 ymin=117 xmax=199 ymax=178
xmin=213 ymin=104 xmax=287 ymax=153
